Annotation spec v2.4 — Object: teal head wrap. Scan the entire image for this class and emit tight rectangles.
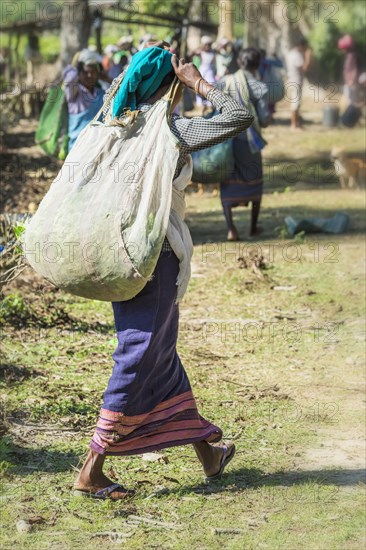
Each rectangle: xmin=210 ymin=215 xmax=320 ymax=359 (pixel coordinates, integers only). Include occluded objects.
xmin=111 ymin=47 xmax=174 ymax=118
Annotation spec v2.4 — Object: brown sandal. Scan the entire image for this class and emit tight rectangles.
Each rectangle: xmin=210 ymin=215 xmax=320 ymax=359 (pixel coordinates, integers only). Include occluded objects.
xmin=205 ymin=442 xmax=236 ymax=481
xmin=73 ymin=483 xmax=134 ymax=500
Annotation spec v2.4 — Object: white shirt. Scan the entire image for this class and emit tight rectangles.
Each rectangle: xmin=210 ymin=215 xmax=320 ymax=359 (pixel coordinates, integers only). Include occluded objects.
xmin=286 ymin=48 xmax=304 ymax=83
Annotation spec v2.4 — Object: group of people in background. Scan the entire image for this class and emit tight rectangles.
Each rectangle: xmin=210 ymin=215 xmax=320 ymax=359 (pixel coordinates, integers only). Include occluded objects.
xmin=60 ymin=31 xmax=364 ymax=241
xmin=190 ymin=35 xmax=285 ymax=117
xmin=62 ymin=34 xmax=274 ymax=239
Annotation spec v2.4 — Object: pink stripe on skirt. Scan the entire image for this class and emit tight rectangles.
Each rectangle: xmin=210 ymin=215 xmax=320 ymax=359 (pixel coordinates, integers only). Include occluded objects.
xmin=90 ymin=390 xmax=222 ymax=456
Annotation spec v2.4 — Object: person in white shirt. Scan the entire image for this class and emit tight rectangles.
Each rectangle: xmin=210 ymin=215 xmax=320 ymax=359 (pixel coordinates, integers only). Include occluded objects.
xmin=286 ymin=38 xmax=312 ymax=130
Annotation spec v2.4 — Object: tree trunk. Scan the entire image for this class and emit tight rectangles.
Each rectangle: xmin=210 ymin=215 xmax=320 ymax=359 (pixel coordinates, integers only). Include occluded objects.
xmin=187 ymin=0 xmax=203 ymax=55
xmin=60 ymin=0 xmax=91 ymax=69
xmin=244 ymin=0 xmax=299 ymax=59
xmin=217 ymin=0 xmax=234 ymax=42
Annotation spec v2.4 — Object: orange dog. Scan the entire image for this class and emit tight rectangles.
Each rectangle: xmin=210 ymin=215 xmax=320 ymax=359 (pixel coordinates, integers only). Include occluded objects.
xmin=331 ymin=147 xmax=366 ymax=189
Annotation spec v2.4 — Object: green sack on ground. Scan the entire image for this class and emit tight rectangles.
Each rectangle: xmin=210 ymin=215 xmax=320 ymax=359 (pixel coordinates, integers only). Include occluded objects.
xmin=35 ymin=84 xmax=69 ymax=160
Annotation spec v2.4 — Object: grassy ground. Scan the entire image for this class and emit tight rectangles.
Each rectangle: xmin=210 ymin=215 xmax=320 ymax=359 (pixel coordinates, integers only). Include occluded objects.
xmin=0 ymin=96 xmax=365 ymax=549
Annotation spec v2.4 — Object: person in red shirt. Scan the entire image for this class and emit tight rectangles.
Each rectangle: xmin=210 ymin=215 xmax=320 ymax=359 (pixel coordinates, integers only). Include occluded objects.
xmin=338 ymin=34 xmax=361 ymax=105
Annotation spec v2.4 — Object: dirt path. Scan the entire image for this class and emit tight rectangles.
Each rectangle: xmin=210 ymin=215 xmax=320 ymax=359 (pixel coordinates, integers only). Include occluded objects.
xmin=0 ymin=119 xmax=59 ymax=213
xmin=294 ymin=382 xmax=365 ymax=487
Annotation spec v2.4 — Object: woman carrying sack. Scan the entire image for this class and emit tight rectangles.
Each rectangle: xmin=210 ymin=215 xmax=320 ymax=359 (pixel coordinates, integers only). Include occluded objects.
xmin=63 ymin=49 xmax=105 ymax=152
xmin=219 ymin=48 xmax=271 ymax=241
xmin=73 ymin=44 xmax=254 ymax=500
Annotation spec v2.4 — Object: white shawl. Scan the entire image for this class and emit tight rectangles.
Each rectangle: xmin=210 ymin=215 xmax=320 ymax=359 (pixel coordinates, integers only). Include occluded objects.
xmin=166 ymin=156 xmax=194 ymax=302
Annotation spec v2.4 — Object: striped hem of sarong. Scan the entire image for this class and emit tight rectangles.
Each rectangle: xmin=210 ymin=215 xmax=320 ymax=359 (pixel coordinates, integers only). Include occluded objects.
xmin=221 ymin=177 xmax=263 ymax=186
xmin=89 ymin=390 xmax=222 ymax=456
xmin=221 ymin=194 xmax=263 ymax=204
xmin=90 ymin=429 xmax=222 ymax=456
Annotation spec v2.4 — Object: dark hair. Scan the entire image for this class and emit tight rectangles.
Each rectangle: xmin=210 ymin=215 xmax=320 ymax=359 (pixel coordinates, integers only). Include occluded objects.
xmin=238 ymin=48 xmax=261 ymax=71
xmin=294 ymin=38 xmax=308 ymax=48
xmin=160 ymin=70 xmax=175 ymax=88
xmin=142 ymin=70 xmax=175 ymax=103
xmin=77 ymin=61 xmax=100 ymax=73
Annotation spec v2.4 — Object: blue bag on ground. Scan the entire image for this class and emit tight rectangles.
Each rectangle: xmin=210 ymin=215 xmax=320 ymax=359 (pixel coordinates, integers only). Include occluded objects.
xmin=285 ymin=213 xmax=350 ymax=236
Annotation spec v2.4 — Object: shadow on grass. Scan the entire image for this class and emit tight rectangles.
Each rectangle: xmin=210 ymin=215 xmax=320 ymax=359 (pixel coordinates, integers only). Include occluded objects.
xmin=270 ymin=117 xmax=318 ymax=127
xmin=0 ymin=363 xmax=43 ymax=385
xmin=187 ymin=205 xmax=366 ymax=245
xmin=0 ymin=436 xmax=81 ymax=475
xmin=0 ymin=149 xmax=59 ymax=211
xmin=1 ymin=312 xmax=113 ymax=332
xmin=3 ymin=131 xmax=39 ymax=150
xmin=2 ymin=436 xmax=364 ymax=490
xmin=161 ymin=467 xmax=366 ymax=497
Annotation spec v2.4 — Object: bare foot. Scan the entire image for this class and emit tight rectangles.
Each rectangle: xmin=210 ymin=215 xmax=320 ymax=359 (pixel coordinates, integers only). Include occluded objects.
xmin=197 ymin=183 xmax=204 ymax=196
xmin=227 ymin=228 xmax=239 ymax=241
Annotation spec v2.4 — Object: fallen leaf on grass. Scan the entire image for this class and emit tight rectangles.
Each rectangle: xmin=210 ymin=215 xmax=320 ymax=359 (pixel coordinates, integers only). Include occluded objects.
xmin=141 ymin=452 xmax=168 ymax=463
xmin=135 ymin=479 xmax=154 ymax=486
xmin=162 ymin=475 xmax=181 ymax=484
xmin=28 ymin=515 xmax=46 ymax=525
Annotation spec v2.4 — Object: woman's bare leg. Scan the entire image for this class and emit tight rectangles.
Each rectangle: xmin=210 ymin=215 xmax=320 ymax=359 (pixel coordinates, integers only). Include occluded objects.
xmin=75 ymin=443 xmax=233 ymax=494
xmin=74 ymin=450 xmax=132 ymax=497
xmin=223 ymin=203 xmax=239 ymax=241
xmin=250 ymin=199 xmax=261 ymax=236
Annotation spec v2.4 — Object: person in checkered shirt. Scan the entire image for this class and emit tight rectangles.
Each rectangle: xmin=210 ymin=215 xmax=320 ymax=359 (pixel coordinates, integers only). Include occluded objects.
xmin=74 ymin=46 xmax=254 ymax=501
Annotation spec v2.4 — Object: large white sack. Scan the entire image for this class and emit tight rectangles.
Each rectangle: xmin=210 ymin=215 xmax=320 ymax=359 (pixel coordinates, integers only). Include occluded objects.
xmin=24 ymin=97 xmax=180 ymax=301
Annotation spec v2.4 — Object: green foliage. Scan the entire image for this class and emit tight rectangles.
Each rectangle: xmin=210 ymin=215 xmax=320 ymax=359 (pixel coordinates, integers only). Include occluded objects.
xmin=294 ymin=230 xmax=306 ymax=243
xmin=274 ymin=224 xmax=289 ymax=240
xmin=335 ymin=0 xmax=366 ymax=46
xmin=12 ymin=223 xmax=25 ymax=241
xmin=0 ymin=293 xmax=29 ymax=324
xmin=39 ymin=33 xmax=60 ymax=63
xmin=0 ymin=0 xmax=52 ymax=24
xmin=140 ymin=0 xmax=190 ymax=19
xmin=12 ymin=220 xmax=27 ymax=254
xmin=309 ymin=19 xmax=342 ymax=82
xmin=307 ymin=0 xmax=366 ymax=82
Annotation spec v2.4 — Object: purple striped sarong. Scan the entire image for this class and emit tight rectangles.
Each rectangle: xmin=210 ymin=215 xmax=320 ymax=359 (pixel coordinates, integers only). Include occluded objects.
xmin=220 ymin=136 xmax=263 ymax=207
xmin=90 ymin=251 xmax=222 ymax=456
